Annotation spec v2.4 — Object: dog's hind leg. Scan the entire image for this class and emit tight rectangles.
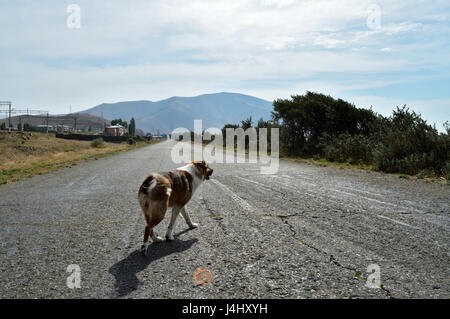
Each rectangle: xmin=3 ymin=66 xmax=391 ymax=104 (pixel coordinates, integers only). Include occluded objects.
xmin=141 ymin=222 xmax=151 ymax=255
xmin=180 ymin=207 xmax=198 ymax=229
xmin=165 ymin=206 xmax=181 ymax=241
xmin=140 ymin=200 xmax=168 ymax=255
xmin=148 ymin=200 xmax=167 ymax=242
xmin=141 ymin=215 xmax=152 ymax=255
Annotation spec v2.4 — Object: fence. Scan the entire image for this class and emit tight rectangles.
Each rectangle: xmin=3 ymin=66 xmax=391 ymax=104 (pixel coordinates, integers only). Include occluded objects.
xmin=55 ymin=133 xmax=129 ymax=143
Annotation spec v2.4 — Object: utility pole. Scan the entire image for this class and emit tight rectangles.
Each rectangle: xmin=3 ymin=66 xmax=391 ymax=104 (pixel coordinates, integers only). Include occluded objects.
xmin=0 ymin=101 xmax=13 ymax=132
xmin=46 ymin=112 xmax=49 ymax=134
xmin=8 ymin=102 xmax=11 ymax=131
xmin=74 ymin=114 xmax=77 ymax=132
xmin=0 ymin=104 xmax=49 ymax=132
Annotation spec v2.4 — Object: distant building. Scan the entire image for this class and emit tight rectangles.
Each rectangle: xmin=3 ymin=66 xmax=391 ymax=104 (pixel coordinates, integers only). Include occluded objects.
xmin=56 ymin=125 xmax=71 ymax=133
xmin=105 ymin=124 xmax=127 ymax=136
xmin=36 ymin=125 xmax=56 ymax=132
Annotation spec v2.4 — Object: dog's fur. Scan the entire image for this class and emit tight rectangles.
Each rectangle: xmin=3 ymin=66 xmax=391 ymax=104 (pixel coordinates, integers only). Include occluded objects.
xmin=138 ymin=160 xmax=213 ymax=254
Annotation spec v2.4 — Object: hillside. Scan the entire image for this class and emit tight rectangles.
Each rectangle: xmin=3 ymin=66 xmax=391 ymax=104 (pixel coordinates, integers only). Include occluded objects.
xmin=80 ymin=92 xmax=273 ymax=134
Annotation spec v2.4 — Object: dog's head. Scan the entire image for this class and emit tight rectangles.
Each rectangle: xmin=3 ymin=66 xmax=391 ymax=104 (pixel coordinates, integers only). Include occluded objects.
xmin=192 ymin=160 xmax=214 ymax=180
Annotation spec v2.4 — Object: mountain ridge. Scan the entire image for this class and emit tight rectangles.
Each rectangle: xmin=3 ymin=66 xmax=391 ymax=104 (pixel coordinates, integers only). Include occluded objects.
xmin=80 ymin=92 xmax=273 ymax=134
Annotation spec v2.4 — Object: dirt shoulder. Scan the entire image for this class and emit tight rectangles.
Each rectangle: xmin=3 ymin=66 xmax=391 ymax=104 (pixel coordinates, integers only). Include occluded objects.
xmin=283 ymin=156 xmax=448 ymax=185
xmin=0 ymin=131 xmax=159 ymax=184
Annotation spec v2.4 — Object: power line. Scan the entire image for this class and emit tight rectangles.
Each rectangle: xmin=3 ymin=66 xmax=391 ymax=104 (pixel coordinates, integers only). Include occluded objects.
xmin=0 ymin=101 xmax=12 ymax=130
xmin=1 ymin=103 xmax=107 ymax=133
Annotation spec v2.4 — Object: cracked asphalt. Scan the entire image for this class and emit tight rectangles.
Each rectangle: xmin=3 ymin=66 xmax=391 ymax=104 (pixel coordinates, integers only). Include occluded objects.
xmin=0 ymin=140 xmax=449 ymax=298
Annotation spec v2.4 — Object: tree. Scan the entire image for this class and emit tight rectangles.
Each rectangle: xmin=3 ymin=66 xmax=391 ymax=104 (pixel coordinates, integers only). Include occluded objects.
xmin=129 ymin=117 xmax=136 ymax=137
xmin=272 ymin=91 xmax=380 ymax=156
xmin=444 ymin=121 xmax=450 ymax=135
xmin=17 ymin=122 xmax=22 ymax=131
xmin=0 ymin=122 xmax=5 ymax=130
xmin=111 ymin=118 xmax=128 ymax=128
xmin=240 ymin=116 xmax=253 ymax=130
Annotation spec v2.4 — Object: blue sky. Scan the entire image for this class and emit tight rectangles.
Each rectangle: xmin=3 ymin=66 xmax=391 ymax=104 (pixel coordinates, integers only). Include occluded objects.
xmin=0 ymin=0 xmax=449 ymax=130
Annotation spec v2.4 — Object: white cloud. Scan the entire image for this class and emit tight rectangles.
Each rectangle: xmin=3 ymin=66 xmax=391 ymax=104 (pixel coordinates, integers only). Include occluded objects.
xmin=313 ymin=36 xmax=346 ymax=49
xmin=0 ymin=0 xmax=448 ymax=127
xmin=260 ymin=0 xmax=296 ymax=8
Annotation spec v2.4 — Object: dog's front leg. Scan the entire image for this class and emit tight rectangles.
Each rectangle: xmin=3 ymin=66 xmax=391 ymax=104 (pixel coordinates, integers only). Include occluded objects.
xmin=165 ymin=206 xmax=181 ymax=241
xmin=181 ymin=207 xmax=198 ymax=229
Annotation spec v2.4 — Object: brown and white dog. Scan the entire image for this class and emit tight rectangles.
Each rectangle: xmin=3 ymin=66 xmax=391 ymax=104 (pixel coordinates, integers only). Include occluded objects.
xmin=138 ymin=160 xmax=213 ymax=255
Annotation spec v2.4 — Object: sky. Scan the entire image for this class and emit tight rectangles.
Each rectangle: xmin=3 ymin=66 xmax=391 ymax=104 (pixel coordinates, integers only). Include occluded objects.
xmin=0 ymin=0 xmax=449 ymax=130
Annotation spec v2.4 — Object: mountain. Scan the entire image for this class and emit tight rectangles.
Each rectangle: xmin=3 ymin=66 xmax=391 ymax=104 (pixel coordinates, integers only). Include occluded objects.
xmin=80 ymin=92 xmax=273 ymax=134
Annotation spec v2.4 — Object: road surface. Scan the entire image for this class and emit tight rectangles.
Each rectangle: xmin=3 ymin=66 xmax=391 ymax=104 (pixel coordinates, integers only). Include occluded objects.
xmin=0 ymin=140 xmax=448 ymax=298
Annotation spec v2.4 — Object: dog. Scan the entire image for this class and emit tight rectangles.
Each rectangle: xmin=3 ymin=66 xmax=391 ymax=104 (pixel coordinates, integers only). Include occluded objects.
xmin=138 ymin=160 xmax=213 ymax=255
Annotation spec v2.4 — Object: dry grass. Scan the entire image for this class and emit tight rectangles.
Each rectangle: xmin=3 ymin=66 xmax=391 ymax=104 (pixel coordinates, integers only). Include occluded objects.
xmin=0 ymin=131 xmax=157 ymax=184
xmin=283 ymin=156 xmax=375 ymax=171
xmin=284 ymin=156 xmax=448 ymax=184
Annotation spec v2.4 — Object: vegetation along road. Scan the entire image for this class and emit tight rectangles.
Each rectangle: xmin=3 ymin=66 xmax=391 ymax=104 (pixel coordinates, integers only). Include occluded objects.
xmin=0 ymin=140 xmax=448 ymax=298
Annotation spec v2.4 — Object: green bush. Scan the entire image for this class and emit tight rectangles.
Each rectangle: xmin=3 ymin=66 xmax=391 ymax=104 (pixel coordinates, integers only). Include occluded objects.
xmin=319 ymin=133 xmax=374 ymax=164
xmin=373 ymin=107 xmax=448 ymax=175
xmin=127 ymin=135 xmax=146 ymax=144
xmin=134 ymin=135 xmax=147 ymax=142
xmin=416 ymin=168 xmax=433 ymax=179
xmin=90 ymin=138 xmax=105 ymax=148
xmin=127 ymin=137 xmax=137 ymax=145
xmin=444 ymin=161 xmax=450 ymax=179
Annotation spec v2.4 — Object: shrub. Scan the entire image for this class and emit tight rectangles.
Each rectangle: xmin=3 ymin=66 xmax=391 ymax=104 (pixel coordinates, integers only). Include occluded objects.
xmin=444 ymin=161 xmax=450 ymax=180
xmin=319 ymin=133 xmax=374 ymax=164
xmin=127 ymin=137 xmax=137 ymax=145
xmin=417 ymin=168 xmax=433 ymax=179
xmin=373 ymin=106 xmax=448 ymax=175
xmin=90 ymin=138 xmax=105 ymax=148
xmin=134 ymin=135 xmax=147 ymax=142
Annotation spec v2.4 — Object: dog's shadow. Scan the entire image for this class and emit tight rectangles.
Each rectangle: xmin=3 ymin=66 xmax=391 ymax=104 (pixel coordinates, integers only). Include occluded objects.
xmin=109 ymin=229 xmax=198 ymax=297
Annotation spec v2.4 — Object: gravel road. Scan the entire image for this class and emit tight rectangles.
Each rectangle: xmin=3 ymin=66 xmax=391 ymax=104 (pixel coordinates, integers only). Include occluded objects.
xmin=0 ymin=140 xmax=448 ymax=298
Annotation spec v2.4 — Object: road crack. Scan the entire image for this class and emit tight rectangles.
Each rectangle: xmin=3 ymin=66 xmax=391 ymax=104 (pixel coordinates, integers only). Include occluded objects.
xmin=200 ymin=197 xmax=227 ymax=235
xmin=278 ymin=214 xmax=394 ymax=299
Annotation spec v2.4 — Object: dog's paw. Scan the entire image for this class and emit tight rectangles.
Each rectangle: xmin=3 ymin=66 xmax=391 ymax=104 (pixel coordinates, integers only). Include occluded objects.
xmin=189 ymin=223 xmax=199 ymax=229
xmin=165 ymin=234 xmax=175 ymax=241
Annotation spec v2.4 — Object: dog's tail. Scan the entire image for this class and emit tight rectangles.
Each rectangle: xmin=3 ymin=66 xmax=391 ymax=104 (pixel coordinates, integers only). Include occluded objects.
xmin=140 ymin=175 xmax=156 ymax=193
xmin=138 ymin=174 xmax=172 ymax=212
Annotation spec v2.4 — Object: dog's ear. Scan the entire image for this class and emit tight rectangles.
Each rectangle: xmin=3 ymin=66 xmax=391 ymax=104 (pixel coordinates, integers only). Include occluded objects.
xmin=193 ymin=160 xmax=207 ymax=174
xmin=193 ymin=160 xmax=207 ymax=168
